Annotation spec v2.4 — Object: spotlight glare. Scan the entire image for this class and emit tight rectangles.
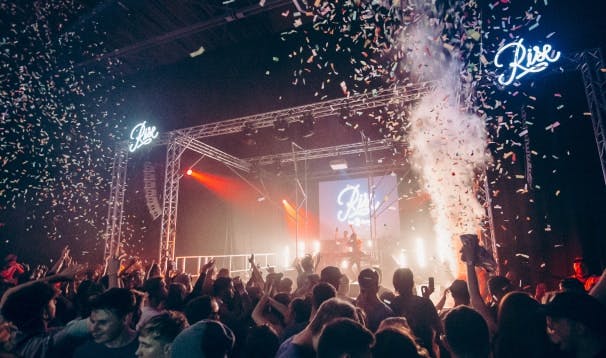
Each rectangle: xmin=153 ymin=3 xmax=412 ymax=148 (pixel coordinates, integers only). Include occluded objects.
xmin=313 ymin=240 xmax=320 ymax=255
xmin=416 ymin=238 xmax=426 ymax=268
xmin=297 ymin=242 xmax=306 ymax=258
xmin=186 ymin=169 xmax=192 ymax=176
xmin=282 ymin=199 xmax=288 ymax=205
xmin=283 ymin=246 xmax=290 ymax=269
xmin=340 ymin=259 xmax=349 ymax=270
xmin=398 ymin=251 xmax=407 ymax=268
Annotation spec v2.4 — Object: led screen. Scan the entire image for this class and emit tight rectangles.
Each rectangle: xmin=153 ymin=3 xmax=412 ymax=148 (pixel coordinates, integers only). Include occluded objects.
xmin=318 ymin=175 xmax=401 ymax=242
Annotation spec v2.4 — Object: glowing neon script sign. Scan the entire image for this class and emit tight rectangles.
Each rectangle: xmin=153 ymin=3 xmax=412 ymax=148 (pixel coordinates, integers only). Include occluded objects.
xmin=336 ymin=184 xmax=380 ymax=225
xmin=494 ymin=39 xmax=561 ymax=86
xmin=128 ymin=121 xmax=158 ymax=152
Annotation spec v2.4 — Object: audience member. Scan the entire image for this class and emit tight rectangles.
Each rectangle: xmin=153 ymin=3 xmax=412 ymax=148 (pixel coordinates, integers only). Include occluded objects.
xmin=316 ymin=318 xmax=374 ymax=358
xmin=390 ymin=268 xmax=442 ymax=355
xmin=442 ymin=305 xmax=490 ymax=358
xmin=170 ymin=319 xmax=235 ymax=358
xmin=73 ymin=288 xmax=139 ymax=358
xmin=436 ymin=279 xmax=470 ymax=319
xmin=355 ymin=268 xmax=394 ymax=332
xmin=1 ymin=278 xmax=89 ymax=357
xmin=559 ymin=278 xmax=586 ymax=293
xmin=373 ymin=327 xmax=430 ymax=358
xmin=280 ymin=297 xmax=312 ymax=342
xmin=0 ymin=255 xmax=24 ymax=287
xmin=571 ymin=257 xmax=600 ymax=292
xmin=135 ymin=311 xmax=188 ymax=358
xmin=543 ymin=291 xmax=606 ymax=357
xmin=494 ymin=292 xmax=557 ymax=358
xmin=164 ymin=283 xmax=187 ymax=312
xmin=183 ymin=295 xmax=219 ymax=325
xmin=310 ymin=282 xmax=337 ymax=316
xmin=320 ymin=266 xmax=341 ymax=292
xmin=137 ymin=277 xmax=167 ymax=330
xmin=243 ymin=324 xmax=280 ymax=358
xmin=276 ymin=298 xmax=362 ymax=358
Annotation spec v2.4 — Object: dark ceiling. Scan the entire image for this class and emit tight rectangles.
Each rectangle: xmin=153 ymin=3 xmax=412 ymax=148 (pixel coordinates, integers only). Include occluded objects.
xmin=75 ymin=0 xmax=297 ymax=73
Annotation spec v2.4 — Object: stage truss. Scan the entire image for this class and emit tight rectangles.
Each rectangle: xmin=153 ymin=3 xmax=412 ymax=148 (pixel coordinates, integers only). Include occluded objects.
xmin=104 ymin=49 xmax=606 ymax=271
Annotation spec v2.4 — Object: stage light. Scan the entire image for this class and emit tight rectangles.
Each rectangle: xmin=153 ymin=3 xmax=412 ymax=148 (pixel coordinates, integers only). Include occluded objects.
xmin=340 ymin=259 xmax=349 ymax=270
xmin=273 ymin=117 xmax=290 ymax=141
xmin=297 ymin=242 xmax=306 ymax=258
xmin=282 ymin=199 xmax=288 ymax=205
xmin=186 ymin=169 xmax=193 ymax=176
xmin=329 ymin=159 xmax=348 ymax=171
xmin=339 ymin=106 xmax=351 ymax=126
xmin=242 ymin=122 xmax=258 ymax=145
xmin=275 ymin=160 xmax=283 ymax=177
xmin=300 ymin=112 xmax=315 ymax=138
xmin=398 ymin=251 xmax=407 ymax=268
xmin=283 ymin=246 xmax=291 ymax=269
xmin=257 ymin=196 xmax=266 ymax=202
xmin=313 ymin=240 xmax=320 ymax=255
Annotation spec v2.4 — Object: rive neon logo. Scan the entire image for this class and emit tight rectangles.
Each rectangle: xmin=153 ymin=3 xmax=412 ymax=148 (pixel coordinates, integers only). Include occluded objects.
xmin=319 ymin=176 xmax=400 ymax=241
xmin=128 ymin=121 xmax=159 ymax=152
xmin=494 ymin=38 xmax=561 ymax=86
xmin=336 ymin=184 xmax=379 ymax=226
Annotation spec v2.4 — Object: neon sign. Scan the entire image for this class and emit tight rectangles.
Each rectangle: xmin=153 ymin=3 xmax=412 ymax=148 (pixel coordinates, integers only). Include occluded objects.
xmin=336 ymin=184 xmax=380 ymax=226
xmin=494 ymin=38 xmax=561 ymax=86
xmin=128 ymin=121 xmax=158 ymax=152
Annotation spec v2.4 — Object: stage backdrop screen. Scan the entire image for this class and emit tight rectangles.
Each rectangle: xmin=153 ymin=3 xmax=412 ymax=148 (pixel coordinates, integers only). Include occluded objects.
xmin=318 ymin=175 xmax=401 ymax=242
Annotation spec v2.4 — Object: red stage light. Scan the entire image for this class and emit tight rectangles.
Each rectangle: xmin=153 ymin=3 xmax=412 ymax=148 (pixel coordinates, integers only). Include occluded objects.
xmin=186 ymin=169 xmax=192 ymax=176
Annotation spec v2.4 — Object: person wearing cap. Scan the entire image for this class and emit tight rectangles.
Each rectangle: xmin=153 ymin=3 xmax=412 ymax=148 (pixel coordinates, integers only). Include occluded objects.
xmin=356 ymin=268 xmax=393 ymax=332
xmin=543 ymin=291 xmax=606 ymax=357
xmin=170 ymin=319 xmax=235 ymax=358
xmin=320 ymin=266 xmax=354 ymax=303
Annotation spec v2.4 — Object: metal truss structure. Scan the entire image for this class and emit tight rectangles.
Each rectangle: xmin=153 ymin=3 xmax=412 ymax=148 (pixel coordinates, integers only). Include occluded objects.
xmin=247 ymin=139 xmax=399 ymax=165
xmin=103 ymin=146 xmax=128 ymax=262
xmin=159 ymin=136 xmax=185 ymax=270
xmin=104 ymin=49 xmax=606 ymax=266
xmin=172 ymin=81 xmax=434 ymax=139
xmin=576 ymin=49 xmax=606 ymax=185
xmin=175 ymin=135 xmax=251 ymax=172
xmin=146 ymin=82 xmax=433 ymax=265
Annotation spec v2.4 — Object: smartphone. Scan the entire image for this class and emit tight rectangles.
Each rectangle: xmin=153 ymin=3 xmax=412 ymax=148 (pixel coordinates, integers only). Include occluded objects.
xmin=428 ymin=277 xmax=435 ymax=293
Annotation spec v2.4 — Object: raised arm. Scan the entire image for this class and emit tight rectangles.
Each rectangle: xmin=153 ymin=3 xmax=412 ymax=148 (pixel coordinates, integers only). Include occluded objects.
xmin=435 ymin=287 xmax=450 ymax=312
xmin=1 ymin=264 xmax=85 ymax=306
xmin=461 ymin=236 xmax=497 ymax=334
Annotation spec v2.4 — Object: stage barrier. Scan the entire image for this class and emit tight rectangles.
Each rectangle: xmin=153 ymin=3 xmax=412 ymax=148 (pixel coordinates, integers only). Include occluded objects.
xmin=175 ymin=253 xmax=279 ymax=276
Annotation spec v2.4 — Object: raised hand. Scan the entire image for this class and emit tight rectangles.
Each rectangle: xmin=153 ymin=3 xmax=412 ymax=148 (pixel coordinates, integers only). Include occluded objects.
xmin=201 ymin=258 xmax=215 ymax=274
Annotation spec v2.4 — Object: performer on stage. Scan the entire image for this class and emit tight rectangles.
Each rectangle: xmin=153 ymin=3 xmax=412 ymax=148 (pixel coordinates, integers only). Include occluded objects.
xmin=348 ymin=224 xmax=363 ymax=276
xmin=335 ymin=225 xmax=364 ymax=279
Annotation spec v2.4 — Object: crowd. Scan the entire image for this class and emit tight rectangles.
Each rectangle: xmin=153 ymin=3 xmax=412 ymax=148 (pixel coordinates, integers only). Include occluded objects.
xmin=0 ymin=235 xmax=605 ymax=358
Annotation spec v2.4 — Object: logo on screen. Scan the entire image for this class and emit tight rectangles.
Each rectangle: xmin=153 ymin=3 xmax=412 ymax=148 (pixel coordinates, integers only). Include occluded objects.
xmin=337 ymin=184 xmax=379 ymax=225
